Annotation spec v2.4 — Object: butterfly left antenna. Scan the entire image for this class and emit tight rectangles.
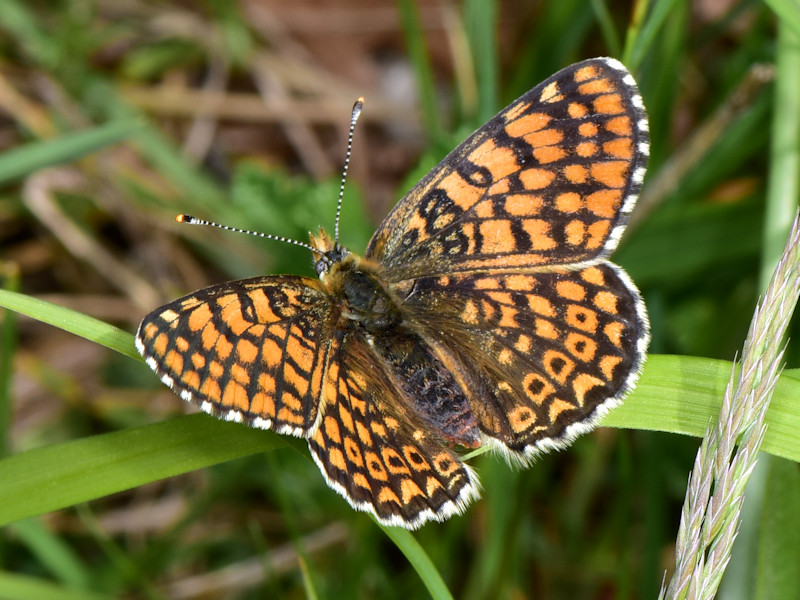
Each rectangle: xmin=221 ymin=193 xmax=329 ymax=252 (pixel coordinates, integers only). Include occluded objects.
xmin=175 ymin=214 xmax=318 ymax=253
xmin=334 ymin=97 xmax=364 ymax=245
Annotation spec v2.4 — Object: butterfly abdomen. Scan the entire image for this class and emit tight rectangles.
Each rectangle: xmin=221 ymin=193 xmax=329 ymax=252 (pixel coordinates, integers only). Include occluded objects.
xmin=368 ymin=330 xmax=481 ymax=449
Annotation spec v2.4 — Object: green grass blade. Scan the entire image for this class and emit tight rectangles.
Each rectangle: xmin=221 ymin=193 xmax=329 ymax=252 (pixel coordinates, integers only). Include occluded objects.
xmin=0 ymin=571 xmax=113 ymax=600
xmin=0 ymin=290 xmax=138 ymax=360
xmin=754 ymin=457 xmax=800 ymax=599
xmin=760 ymin=24 xmax=800 ymax=287
xmin=396 ymin=0 xmax=442 ymax=143
xmin=379 ymin=525 xmax=454 ymax=600
xmin=0 ymin=414 xmax=283 ymax=527
xmin=9 ymin=520 xmax=90 ymax=589
xmin=600 ymin=355 xmax=800 ymax=463
xmin=463 ymin=0 xmax=499 ymax=124
xmin=589 ymin=0 xmax=621 ymax=57
xmin=506 ymin=0 xmax=594 ymax=100
xmin=0 ymin=353 xmax=799 ymax=527
xmin=126 ymin=119 xmax=227 ymax=211
xmin=626 ymin=0 xmax=683 ymax=71
xmin=5 ymin=297 xmax=800 ymax=598
xmin=763 ymin=0 xmax=800 ymax=38
xmin=0 ymin=268 xmax=19 ymax=458
xmin=4 ymin=295 xmax=800 ymax=598
xmin=0 ymin=0 xmax=60 ymax=69
xmin=75 ymin=506 xmax=162 ymax=599
xmin=0 ymin=0 xmax=226 ymax=211
xmin=0 ymin=120 xmax=143 ymax=185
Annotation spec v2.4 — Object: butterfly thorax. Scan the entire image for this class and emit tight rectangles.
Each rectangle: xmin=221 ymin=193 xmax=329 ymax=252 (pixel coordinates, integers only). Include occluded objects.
xmin=325 ymin=255 xmax=403 ymax=333
xmin=311 ymin=227 xmax=404 ymax=333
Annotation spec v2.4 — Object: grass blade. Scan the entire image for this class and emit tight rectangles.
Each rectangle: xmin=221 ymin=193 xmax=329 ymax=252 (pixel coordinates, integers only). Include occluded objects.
xmin=0 ymin=120 xmax=143 ymax=185
xmin=763 ymin=0 xmax=800 ymax=39
xmin=0 ymin=571 xmax=113 ymax=600
xmin=1 ymin=352 xmax=800 ymax=527
xmin=379 ymin=525 xmax=454 ymax=600
xmin=396 ymin=0 xmax=442 ymax=143
xmin=0 ymin=414 xmax=283 ymax=527
xmin=0 ymin=290 xmax=138 ymax=360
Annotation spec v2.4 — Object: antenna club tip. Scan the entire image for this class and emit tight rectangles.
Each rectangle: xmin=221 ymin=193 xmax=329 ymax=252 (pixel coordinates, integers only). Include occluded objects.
xmin=352 ymin=97 xmax=365 ymax=121
xmin=176 ymin=214 xmax=193 ymax=223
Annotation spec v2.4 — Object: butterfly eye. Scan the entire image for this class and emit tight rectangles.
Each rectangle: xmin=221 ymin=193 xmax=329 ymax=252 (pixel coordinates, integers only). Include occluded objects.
xmin=315 ymin=259 xmax=328 ymax=276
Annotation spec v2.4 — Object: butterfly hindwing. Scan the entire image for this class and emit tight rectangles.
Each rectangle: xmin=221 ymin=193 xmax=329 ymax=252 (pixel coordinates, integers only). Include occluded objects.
xmin=403 ymin=264 xmax=648 ymax=458
xmin=308 ymin=329 xmax=480 ymax=528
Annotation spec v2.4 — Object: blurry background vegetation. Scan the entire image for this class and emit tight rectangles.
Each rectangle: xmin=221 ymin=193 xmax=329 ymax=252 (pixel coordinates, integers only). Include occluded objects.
xmin=0 ymin=0 xmax=798 ymax=598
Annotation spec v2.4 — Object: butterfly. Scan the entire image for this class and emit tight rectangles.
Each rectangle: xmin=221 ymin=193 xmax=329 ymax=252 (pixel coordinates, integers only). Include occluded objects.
xmin=136 ymin=57 xmax=650 ymax=529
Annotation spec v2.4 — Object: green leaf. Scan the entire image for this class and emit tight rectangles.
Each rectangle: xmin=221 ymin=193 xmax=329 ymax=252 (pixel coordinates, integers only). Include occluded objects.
xmin=764 ymin=0 xmax=800 ymax=39
xmin=396 ymin=0 xmax=442 ymax=143
xmin=0 ymin=352 xmax=798 ymax=529
xmin=601 ymin=355 xmax=800 ymax=464
xmin=463 ymin=0 xmax=499 ymax=124
xmin=121 ymin=40 xmax=203 ymax=80
xmin=3 ymin=291 xmax=800 ymax=528
xmin=9 ymin=519 xmax=90 ymax=589
xmin=0 ymin=269 xmax=19 ymax=458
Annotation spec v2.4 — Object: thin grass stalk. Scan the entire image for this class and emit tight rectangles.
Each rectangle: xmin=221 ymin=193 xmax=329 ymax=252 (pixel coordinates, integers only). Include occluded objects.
xmin=661 ymin=211 xmax=800 ymax=600
xmin=719 ymin=20 xmax=800 ymax=598
xmin=622 ymin=0 xmax=650 ymax=67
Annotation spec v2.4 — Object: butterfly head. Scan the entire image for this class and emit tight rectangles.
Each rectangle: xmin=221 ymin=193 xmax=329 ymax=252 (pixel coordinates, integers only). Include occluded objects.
xmin=310 ymin=227 xmax=350 ymax=279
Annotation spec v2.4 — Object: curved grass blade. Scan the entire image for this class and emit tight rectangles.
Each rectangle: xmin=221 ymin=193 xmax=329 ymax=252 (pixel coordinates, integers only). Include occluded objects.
xmin=0 ymin=290 xmax=137 ymax=360
xmin=4 ymin=288 xmax=800 ymax=518
xmin=379 ymin=525 xmax=454 ymax=600
xmin=602 ymin=355 xmax=800 ymax=463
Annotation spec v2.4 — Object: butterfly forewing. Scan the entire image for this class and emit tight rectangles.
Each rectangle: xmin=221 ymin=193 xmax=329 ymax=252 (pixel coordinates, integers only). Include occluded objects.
xmin=136 ymin=276 xmax=336 ymax=435
xmin=366 ymin=58 xmax=649 ymax=282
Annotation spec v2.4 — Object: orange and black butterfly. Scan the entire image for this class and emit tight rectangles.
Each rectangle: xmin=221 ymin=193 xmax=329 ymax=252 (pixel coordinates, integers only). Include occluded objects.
xmin=136 ymin=57 xmax=650 ymax=529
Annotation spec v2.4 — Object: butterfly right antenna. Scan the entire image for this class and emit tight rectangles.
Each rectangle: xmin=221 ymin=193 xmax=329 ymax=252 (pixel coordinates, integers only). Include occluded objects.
xmin=175 ymin=98 xmax=365 ymax=261
xmin=333 ymin=97 xmax=364 ymax=246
